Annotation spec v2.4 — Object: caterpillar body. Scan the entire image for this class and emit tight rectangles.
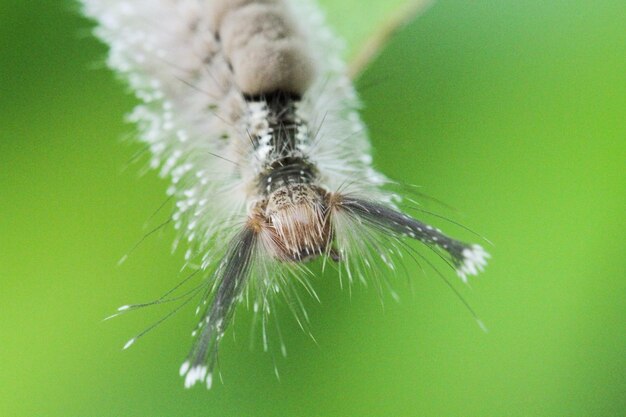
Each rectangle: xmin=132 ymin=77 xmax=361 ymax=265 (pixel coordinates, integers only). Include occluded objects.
xmin=83 ymin=0 xmax=490 ymax=389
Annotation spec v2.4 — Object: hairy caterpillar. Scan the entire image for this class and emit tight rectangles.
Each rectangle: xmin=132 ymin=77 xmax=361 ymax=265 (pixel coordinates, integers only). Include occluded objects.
xmin=82 ymin=0 xmax=490 ymax=389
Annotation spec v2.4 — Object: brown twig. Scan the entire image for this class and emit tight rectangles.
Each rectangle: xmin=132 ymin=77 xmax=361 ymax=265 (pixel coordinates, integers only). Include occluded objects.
xmin=349 ymin=0 xmax=434 ymax=79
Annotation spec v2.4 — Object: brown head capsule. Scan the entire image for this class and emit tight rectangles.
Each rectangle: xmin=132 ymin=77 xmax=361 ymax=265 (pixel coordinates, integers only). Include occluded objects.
xmin=254 ymin=184 xmax=330 ymax=262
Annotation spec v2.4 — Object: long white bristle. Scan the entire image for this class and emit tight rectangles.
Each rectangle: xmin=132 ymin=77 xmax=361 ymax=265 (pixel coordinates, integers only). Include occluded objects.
xmin=122 ymin=338 xmax=135 ymax=350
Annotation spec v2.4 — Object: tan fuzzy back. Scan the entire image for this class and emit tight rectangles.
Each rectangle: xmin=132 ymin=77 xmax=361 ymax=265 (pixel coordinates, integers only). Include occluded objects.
xmin=212 ymin=0 xmax=316 ymax=95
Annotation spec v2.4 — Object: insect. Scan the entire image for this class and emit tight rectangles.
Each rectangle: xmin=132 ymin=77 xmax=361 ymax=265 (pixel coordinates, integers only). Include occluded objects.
xmin=83 ymin=0 xmax=489 ymax=389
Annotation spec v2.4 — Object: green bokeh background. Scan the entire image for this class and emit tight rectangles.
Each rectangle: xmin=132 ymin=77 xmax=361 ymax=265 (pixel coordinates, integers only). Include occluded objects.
xmin=1 ymin=1 xmax=624 ymax=416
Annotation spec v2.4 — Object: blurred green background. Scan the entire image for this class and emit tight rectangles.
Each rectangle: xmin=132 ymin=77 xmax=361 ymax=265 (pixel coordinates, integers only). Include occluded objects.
xmin=1 ymin=0 xmax=624 ymax=416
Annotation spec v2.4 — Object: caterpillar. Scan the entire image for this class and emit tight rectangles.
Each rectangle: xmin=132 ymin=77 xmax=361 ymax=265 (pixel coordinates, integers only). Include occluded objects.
xmin=82 ymin=0 xmax=490 ymax=389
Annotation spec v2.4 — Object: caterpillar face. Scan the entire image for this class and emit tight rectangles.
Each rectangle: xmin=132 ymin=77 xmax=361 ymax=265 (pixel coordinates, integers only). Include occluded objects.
xmin=252 ymin=184 xmax=330 ymax=262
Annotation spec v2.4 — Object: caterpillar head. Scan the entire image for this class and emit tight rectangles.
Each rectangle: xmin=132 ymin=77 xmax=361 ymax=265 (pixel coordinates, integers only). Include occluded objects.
xmin=252 ymin=183 xmax=332 ymax=262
